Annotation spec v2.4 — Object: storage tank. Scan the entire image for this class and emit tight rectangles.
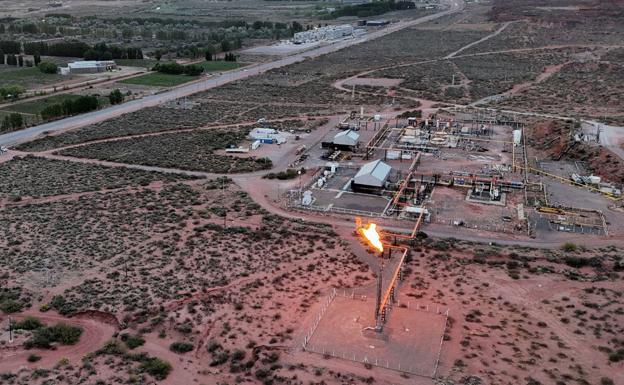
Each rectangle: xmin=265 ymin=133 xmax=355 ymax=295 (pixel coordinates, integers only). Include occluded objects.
xmin=513 ymin=130 xmax=522 ymax=146
xmin=386 ymin=150 xmax=400 ymax=160
xmin=588 ymin=175 xmax=601 ymax=185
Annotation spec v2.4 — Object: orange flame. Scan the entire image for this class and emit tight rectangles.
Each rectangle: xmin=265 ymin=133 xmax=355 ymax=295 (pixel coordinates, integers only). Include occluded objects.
xmin=359 ymin=223 xmax=383 ymax=253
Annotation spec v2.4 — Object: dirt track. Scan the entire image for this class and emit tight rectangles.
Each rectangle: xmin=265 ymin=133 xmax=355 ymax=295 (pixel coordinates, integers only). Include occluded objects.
xmin=0 ymin=311 xmax=117 ymax=372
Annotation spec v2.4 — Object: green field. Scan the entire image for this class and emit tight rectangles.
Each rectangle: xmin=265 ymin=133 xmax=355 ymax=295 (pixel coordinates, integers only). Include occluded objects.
xmin=117 ymin=61 xmax=246 ymax=88
xmin=0 ymin=65 xmax=68 ymax=90
xmin=115 ymin=59 xmax=160 ymax=69
xmin=119 ymin=73 xmax=199 ymax=87
xmin=199 ymin=61 xmax=246 ymax=72
xmin=0 ymin=94 xmax=108 ymax=115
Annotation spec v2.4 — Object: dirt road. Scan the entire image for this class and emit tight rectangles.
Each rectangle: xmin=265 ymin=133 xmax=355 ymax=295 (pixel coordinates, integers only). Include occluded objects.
xmin=0 ymin=311 xmax=116 ymax=372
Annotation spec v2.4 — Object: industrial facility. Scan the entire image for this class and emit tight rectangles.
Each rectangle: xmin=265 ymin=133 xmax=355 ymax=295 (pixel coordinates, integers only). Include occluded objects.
xmin=249 ymin=127 xmax=287 ymax=144
xmin=282 ymin=108 xmax=618 ymax=239
xmin=60 ymin=60 xmax=118 ymax=75
xmin=293 ymin=24 xmax=357 ymax=44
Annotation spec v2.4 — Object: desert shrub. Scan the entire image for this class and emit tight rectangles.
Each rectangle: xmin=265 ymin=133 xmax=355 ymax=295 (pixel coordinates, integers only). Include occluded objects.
xmin=13 ymin=317 xmax=43 ymax=331
xmin=24 ymin=323 xmax=83 ymax=349
xmin=210 ymin=351 xmax=230 ymax=366
xmin=0 ymin=299 xmax=24 ymax=313
xmin=140 ymin=358 xmax=172 ymax=380
xmin=601 ymin=377 xmax=615 ymax=385
xmin=563 ymin=256 xmax=591 ymax=268
xmin=396 ymin=109 xmax=422 ymax=119
xmin=27 ymin=354 xmax=41 ymax=362
xmin=206 ymin=340 xmax=221 ymax=352
xmin=96 ymin=340 xmax=126 ymax=355
xmin=49 ymin=295 xmax=77 ymax=316
xmin=0 ymin=288 xmax=27 ymax=313
xmin=58 ymin=129 xmax=273 ymax=174
xmin=169 ymin=342 xmax=194 ymax=353
xmin=263 ymin=168 xmax=305 ymax=180
xmin=562 ymin=242 xmax=578 ymax=252
xmin=120 ymin=333 xmax=145 ymax=349
xmin=231 ymin=349 xmax=246 ymax=362
xmin=608 ymin=348 xmax=624 ymax=362
xmin=255 ymin=368 xmax=269 ymax=379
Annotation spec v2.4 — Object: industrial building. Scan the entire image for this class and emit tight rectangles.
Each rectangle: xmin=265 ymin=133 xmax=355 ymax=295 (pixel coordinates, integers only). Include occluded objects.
xmin=351 ymin=159 xmax=392 ymax=193
xmin=293 ymin=25 xmax=354 ymax=44
xmin=322 ymin=129 xmax=360 ymax=151
xmin=364 ymin=20 xmax=390 ymax=27
xmin=333 ymin=129 xmax=359 ymax=147
xmin=249 ymin=127 xmax=286 ymax=144
xmin=61 ymin=60 xmax=117 ymax=75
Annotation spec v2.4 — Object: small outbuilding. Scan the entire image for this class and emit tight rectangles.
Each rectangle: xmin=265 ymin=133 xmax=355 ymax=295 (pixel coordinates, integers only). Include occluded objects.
xmin=351 ymin=159 xmax=392 ymax=193
xmin=333 ymin=129 xmax=359 ymax=148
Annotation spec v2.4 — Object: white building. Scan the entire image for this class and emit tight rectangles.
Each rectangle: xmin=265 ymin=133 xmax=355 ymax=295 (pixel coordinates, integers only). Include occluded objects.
xmin=333 ymin=129 xmax=360 ymax=147
xmin=249 ymin=127 xmax=286 ymax=144
xmin=61 ymin=60 xmax=117 ymax=75
xmin=293 ymin=24 xmax=354 ymax=44
xmin=352 ymin=159 xmax=392 ymax=190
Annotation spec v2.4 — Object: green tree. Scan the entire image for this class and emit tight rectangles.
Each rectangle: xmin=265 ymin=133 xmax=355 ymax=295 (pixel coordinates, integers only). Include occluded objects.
xmin=220 ymin=39 xmax=231 ymax=52
xmin=108 ymin=89 xmax=124 ymax=105
xmin=183 ymin=64 xmax=203 ymax=76
xmin=38 ymin=61 xmax=58 ymax=74
xmin=8 ymin=113 xmax=23 ymax=129
xmin=0 ymin=84 xmax=25 ymax=100
xmin=33 ymin=52 xmax=41 ymax=65
xmin=40 ymin=103 xmax=64 ymax=120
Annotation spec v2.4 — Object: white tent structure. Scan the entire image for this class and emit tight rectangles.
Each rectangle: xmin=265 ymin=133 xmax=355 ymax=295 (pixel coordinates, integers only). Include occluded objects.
xmin=333 ymin=130 xmax=360 ymax=147
xmin=352 ymin=159 xmax=392 ymax=189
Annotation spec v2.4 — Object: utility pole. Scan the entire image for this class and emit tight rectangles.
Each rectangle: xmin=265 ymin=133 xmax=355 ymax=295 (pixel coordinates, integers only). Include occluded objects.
xmin=375 ymin=265 xmax=382 ymax=329
xmin=8 ymin=316 xmax=13 ymax=343
xmin=222 ymin=177 xmax=227 ymax=228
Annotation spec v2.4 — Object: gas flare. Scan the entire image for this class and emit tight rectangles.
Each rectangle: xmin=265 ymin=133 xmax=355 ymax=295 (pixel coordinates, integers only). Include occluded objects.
xmin=359 ymin=223 xmax=383 ymax=253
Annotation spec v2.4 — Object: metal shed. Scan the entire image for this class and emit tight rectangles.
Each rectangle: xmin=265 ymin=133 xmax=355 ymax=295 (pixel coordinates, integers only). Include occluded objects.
xmin=352 ymin=159 xmax=392 ymax=191
xmin=333 ymin=129 xmax=360 ymax=147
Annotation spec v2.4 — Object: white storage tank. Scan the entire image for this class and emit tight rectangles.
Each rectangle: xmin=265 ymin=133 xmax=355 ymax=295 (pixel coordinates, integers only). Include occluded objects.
xmin=588 ymin=175 xmax=601 ymax=185
xmin=513 ymin=130 xmax=522 ymax=146
xmin=386 ymin=150 xmax=400 ymax=160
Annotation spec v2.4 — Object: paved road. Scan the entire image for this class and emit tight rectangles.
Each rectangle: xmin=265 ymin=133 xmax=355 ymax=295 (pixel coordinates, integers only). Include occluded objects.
xmin=591 ymin=120 xmax=624 ymax=162
xmin=0 ymin=0 xmax=464 ymax=148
